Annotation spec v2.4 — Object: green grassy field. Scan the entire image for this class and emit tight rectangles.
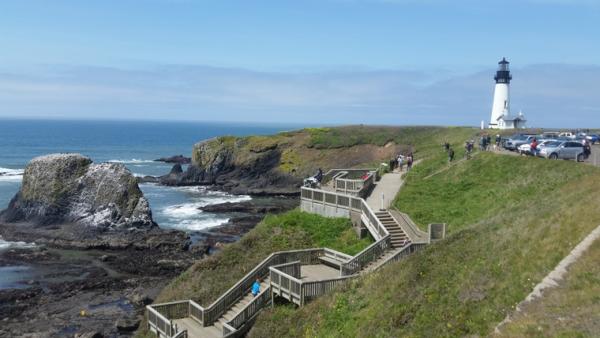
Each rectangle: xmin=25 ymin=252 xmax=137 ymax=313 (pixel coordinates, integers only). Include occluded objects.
xmin=306 ymin=125 xmax=474 ymax=155
xmin=249 ymin=151 xmax=600 ymax=337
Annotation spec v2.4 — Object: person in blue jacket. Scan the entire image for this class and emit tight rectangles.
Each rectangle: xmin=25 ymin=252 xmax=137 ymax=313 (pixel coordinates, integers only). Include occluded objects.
xmin=252 ymin=278 xmax=261 ymax=297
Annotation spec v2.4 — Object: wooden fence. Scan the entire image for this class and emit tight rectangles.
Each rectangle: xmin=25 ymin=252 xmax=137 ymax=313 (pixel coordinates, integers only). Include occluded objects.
xmin=270 ymin=265 xmax=354 ymax=306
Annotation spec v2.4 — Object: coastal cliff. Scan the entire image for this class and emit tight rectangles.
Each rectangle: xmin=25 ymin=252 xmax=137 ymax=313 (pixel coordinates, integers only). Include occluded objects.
xmin=0 ymin=153 xmax=154 ymax=228
xmin=159 ymin=127 xmax=418 ymax=195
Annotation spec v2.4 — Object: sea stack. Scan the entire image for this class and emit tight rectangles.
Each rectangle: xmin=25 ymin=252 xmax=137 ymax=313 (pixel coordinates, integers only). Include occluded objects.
xmin=0 ymin=153 xmax=155 ymax=229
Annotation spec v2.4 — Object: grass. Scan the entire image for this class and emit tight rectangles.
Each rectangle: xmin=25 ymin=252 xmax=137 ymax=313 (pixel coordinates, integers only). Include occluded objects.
xmin=306 ymin=125 xmax=474 ymax=155
xmin=136 ymin=209 xmax=371 ymax=337
xmin=249 ymin=151 xmax=600 ymax=337
xmin=499 ymin=238 xmax=600 ymax=338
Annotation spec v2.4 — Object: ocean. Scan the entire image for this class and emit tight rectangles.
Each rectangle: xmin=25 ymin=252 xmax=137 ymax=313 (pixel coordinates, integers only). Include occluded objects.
xmin=0 ymin=119 xmax=298 ymax=254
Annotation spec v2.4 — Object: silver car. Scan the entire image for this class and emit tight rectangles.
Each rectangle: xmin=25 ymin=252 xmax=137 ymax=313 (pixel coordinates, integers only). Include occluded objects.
xmin=538 ymin=141 xmax=585 ymax=161
xmin=504 ymin=135 xmax=535 ymax=151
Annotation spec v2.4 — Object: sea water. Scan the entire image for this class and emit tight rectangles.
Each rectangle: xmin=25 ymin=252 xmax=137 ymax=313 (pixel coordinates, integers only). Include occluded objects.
xmin=0 ymin=119 xmax=298 ymax=289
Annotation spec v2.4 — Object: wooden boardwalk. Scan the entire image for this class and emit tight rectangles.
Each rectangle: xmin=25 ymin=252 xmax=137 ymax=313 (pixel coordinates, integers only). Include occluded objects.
xmin=147 ymin=169 xmax=432 ymax=338
xmin=301 ymin=264 xmax=339 ymax=281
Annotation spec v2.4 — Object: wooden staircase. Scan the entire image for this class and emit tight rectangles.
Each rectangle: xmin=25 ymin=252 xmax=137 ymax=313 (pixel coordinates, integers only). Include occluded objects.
xmin=375 ymin=211 xmax=410 ymax=248
xmin=212 ymin=278 xmax=270 ymax=336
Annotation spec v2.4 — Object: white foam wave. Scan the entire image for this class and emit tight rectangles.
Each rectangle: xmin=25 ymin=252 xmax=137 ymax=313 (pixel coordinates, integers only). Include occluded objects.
xmin=108 ymin=159 xmax=154 ymax=164
xmin=0 ymin=167 xmax=24 ymax=181
xmin=162 ymin=203 xmax=204 ymax=218
xmin=164 ymin=217 xmax=230 ymax=231
xmin=0 ymin=236 xmax=36 ymax=251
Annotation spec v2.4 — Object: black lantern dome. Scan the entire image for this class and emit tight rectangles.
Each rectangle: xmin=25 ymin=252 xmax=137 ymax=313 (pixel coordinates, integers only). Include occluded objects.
xmin=494 ymin=57 xmax=512 ymax=84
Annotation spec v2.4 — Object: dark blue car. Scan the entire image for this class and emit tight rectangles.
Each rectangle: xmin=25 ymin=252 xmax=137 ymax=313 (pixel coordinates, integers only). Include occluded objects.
xmin=586 ymin=134 xmax=600 ymax=144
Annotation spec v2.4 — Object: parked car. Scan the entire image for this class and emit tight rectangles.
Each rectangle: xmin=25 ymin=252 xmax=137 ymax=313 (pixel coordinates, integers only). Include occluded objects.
xmin=538 ymin=141 xmax=585 ymax=161
xmin=542 ymin=132 xmax=560 ymax=139
xmin=519 ymin=139 xmax=554 ymax=155
xmin=558 ymin=132 xmax=576 ymax=139
xmin=586 ymin=134 xmax=600 ymax=144
xmin=504 ymin=135 xmax=535 ymax=151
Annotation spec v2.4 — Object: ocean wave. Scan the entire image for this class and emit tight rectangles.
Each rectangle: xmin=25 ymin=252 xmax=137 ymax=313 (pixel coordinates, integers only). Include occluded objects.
xmin=107 ymin=159 xmax=155 ymax=164
xmin=0 ymin=167 xmax=24 ymax=181
xmin=162 ymin=203 xmax=206 ymax=218
xmin=163 ymin=217 xmax=230 ymax=231
xmin=0 ymin=236 xmax=36 ymax=251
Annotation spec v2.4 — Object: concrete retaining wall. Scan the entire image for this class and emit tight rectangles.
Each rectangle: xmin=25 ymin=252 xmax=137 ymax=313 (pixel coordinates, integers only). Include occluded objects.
xmin=300 ymin=200 xmax=351 ymax=218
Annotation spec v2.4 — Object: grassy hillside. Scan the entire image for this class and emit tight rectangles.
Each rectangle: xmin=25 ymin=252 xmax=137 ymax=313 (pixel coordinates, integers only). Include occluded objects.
xmin=250 ymin=152 xmax=600 ymax=337
xmin=499 ymin=238 xmax=600 ymax=338
xmin=193 ymin=126 xmax=477 ymax=179
xmin=136 ymin=210 xmax=371 ymax=337
xmin=152 ymin=210 xmax=371 ymax=304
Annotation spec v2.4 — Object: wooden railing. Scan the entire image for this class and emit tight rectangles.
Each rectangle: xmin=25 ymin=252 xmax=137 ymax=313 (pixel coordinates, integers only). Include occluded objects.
xmin=270 ymin=265 xmax=354 ymax=306
xmin=322 ymin=168 xmax=375 ymax=184
xmin=333 ymin=171 xmax=375 ymax=197
xmin=224 ymin=285 xmax=272 ymax=336
xmin=172 ymin=330 xmax=188 ymax=338
xmin=147 ymin=304 xmax=176 ymax=338
xmin=300 ymin=276 xmax=354 ymax=305
xmin=201 ymin=248 xmax=323 ymax=326
xmin=301 ymin=186 xmax=389 ymax=241
xmin=323 ymin=248 xmax=353 ymax=262
xmin=148 ymin=248 xmax=326 ymax=334
xmin=340 ymin=235 xmax=391 ymax=276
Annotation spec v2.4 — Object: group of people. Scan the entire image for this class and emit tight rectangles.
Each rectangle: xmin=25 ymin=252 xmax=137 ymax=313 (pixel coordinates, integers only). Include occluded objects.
xmin=390 ymin=152 xmax=413 ymax=172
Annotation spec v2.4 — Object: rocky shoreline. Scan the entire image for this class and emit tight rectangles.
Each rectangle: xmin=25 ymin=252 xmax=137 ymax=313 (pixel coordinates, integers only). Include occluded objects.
xmin=0 ymin=196 xmax=297 ymax=337
xmin=0 ymin=240 xmax=199 ymax=338
xmin=0 ymin=148 xmax=302 ymax=337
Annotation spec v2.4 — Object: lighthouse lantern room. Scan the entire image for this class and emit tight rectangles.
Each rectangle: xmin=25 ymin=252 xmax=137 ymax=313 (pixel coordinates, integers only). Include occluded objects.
xmin=488 ymin=58 xmax=526 ymax=129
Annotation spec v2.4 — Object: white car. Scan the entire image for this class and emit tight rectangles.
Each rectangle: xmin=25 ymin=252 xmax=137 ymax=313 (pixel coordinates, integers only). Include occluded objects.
xmin=558 ymin=132 xmax=576 ymax=139
xmin=519 ymin=140 xmax=554 ymax=155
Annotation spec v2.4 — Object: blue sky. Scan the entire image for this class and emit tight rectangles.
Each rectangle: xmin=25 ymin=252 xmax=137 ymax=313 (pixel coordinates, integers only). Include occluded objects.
xmin=1 ymin=0 xmax=599 ymax=127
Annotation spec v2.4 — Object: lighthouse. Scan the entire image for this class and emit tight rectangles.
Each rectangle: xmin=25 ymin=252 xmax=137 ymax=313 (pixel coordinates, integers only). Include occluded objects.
xmin=488 ymin=58 xmax=526 ymax=129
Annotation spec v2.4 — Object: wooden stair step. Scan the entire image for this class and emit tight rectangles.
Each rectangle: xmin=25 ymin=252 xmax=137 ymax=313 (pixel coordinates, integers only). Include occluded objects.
xmin=204 ymin=325 xmax=222 ymax=338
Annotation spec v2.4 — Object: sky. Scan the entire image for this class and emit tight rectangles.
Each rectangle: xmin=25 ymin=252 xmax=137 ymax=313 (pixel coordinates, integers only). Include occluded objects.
xmin=0 ymin=0 xmax=599 ymax=127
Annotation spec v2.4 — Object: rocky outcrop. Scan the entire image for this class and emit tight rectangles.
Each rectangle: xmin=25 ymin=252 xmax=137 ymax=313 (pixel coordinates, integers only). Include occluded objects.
xmin=154 ymin=155 xmax=191 ymax=164
xmin=160 ymin=136 xmax=302 ymax=195
xmin=0 ymin=154 xmax=155 ymax=229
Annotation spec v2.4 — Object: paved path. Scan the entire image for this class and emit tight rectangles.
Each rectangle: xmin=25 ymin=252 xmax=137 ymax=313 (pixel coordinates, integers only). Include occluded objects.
xmin=494 ymin=224 xmax=600 ymax=334
xmin=366 ymin=172 xmax=404 ymax=211
xmin=589 ymin=145 xmax=600 ymax=167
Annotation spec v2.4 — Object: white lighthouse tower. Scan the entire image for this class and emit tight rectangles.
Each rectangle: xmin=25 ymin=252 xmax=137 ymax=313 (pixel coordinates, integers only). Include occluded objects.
xmin=488 ymin=58 xmax=526 ymax=129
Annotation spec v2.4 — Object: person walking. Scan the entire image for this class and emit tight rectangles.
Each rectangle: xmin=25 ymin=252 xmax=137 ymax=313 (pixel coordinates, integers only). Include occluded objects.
xmin=398 ymin=154 xmax=404 ymax=172
xmin=583 ymin=140 xmax=592 ymax=159
xmin=407 ymin=153 xmax=413 ymax=171
xmin=464 ymin=141 xmax=473 ymax=159
xmin=252 ymin=278 xmax=261 ymax=297
xmin=448 ymin=148 xmax=455 ymax=162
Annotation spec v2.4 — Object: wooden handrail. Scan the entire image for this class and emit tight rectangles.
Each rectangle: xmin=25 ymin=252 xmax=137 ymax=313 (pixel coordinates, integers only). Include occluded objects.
xmin=202 ymin=248 xmax=324 ymax=326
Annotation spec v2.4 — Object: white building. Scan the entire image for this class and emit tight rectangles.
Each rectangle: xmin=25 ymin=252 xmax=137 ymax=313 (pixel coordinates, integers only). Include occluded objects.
xmin=488 ymin=58 xmax=526 ymax=129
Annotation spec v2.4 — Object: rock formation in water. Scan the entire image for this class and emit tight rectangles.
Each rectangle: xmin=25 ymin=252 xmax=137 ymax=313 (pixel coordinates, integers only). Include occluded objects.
xmin=160 ymin=136 xmax=302 ymax=195
xmin=0 ymin=153 xmax=155 ymax=229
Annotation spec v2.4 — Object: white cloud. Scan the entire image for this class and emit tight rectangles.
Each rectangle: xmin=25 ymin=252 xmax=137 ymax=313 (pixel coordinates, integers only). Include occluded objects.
xmin=0 ymin=63 xmax=598 ymax=127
